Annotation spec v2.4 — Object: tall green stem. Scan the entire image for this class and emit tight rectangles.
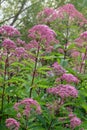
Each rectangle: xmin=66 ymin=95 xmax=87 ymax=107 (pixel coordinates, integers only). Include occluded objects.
xmin=80 ymin=47 xmax=87 ymax=73
xmin=64 ymin=19 xmax=69 ymax=60
xmin=29 ymin=45 xmax=40 ymax=97
xmin=1 ymin=50 xmax=9 ymax=113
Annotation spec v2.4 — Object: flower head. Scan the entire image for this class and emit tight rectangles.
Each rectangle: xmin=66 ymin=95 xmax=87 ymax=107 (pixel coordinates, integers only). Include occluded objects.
xmin=14 ymin=98 xmax=41 ymax=117
xmin=6 ymin=118 xmax=20 ymax=130
xmin=69 ymin=113 xmax=82 ymax=128
xmin=71 ymin=51 xmax=80 ymax=58
xmin=0 ymin=25 xmax=20 ymax=37
xmin=47 ymin=84 xmax=78 ymax=99
xmin=37 ymin=7 xmax=57 ymax=23
xmin=52 ymin=62 xmax=66 ymax=76
xmin=57 ymin=4 xmax=87 ymax=25
xmin=14 ymin=47 xmax=28 ymax=58
xmin=2 ymin=39 xmax=16 ymax=49
xmin=25 ymin=40 xmax=38 ymax=50
xmin=61 ymin=73 xmax=79 ymax=83
xmin=75 ymin=31 xmax=87 ymax=47
xmin=37 ymin=4 xmax=87 ymax=25
xmin=28 ymin=24 xmax=57 ymax=51
xmin=16 ymin=38 xmax=26 ymax=46
xmin=80 ymin=31 xmax=87 ymax=40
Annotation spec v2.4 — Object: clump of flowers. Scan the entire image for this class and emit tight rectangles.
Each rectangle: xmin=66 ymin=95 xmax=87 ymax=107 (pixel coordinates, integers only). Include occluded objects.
xmin=28 ymin=24 xmax=58 ymax=52
xmin=47 ymin=84 xmax=78 ymax=99
xmin=37 ymin=4 xmax=87 ymax=25
xmin=25 ymin=40 xmax=38 ymax=50
xmin=14 ymin=47 xmax=28 ymax=58
xmin=70 ymin=50 xmax=80 ymax=58
xmin=37 ymin=7 xmax=58 ymax=23
xmin=47 ymin=62 xmax=66 ymax=78
xmin=14 ymin=98 xmax=41 ymax=117
xmin=16 ymin=38 xmax=26 ymax=47
xmin=57 ymin=4 xmax=87 ymax=25
xmin=69 ymin=113 xmax=82 ymax=129
xmin=52 ymin=62 xmax=66 ymax=76
xmin=75 ymin=31 xmax=87 ymax=47
xmin=6 ymin=118 xmax=20 ymax=130
xmin=75 ymin=32 xmax=87 ymax=73
xmin=28 ymin=24 xmax=56 ymax=41
xmin=80 ymin=31 xmax=87 ymax=40
xmin=58 ymin=48 xmax=64 ymax=54
xmin=0 ymin=25 xmax=20 ymax=37
xmin=2 ymin=39 xmax=16 ymax=50
xmin=61 ymin=73 xmax=79 ymax=84
xmin=75 ymin=37 xmax=84 ymax=46
xmin=57 ymin=4 xmax=87 ymax=21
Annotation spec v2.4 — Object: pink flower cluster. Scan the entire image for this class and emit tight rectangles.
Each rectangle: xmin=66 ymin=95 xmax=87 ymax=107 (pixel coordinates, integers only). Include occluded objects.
xmin=75 ymin=31 xmax=87 ymax=47
xmin=2 ymin=39 xmax=16 ymax=49
xmin=71 ymin=50 xmax=80 ymax=58
xmin=28 ymin=24 xmax=56 ymax=40
xmin=14 ymin=47 xmax=28 ymax=58
xmin=37 ymin=7 xmax=58 ymax=23
xmin=25 ymin=40 xmax=38 ymax=50
xmin=0 ymin=25 xmax=20 ymax=37
xmin=6 ymin=118 xmax=20 ymax=130
xmin=38 ymin=7 xmax=55 ymax=17
xmin=80 ymin=31 xmax=87 ymax=40
xmin=14 ymin=98 xmax=41 ymax=117
xmin=1 ymin=27 xmax=28 ymax=58
xmin=61 ymin=73 xmax=79 ymax=83
xmin=57 ymin=4 xmax=86 ymax=22
xmin=75 ymin=37 xmax=84 ymax=48
xmin=37 ymin=4 xmax=87 ymax=25
xmin=28 ymin=24 xmax=58 ymax=51
xmin=16 ymin=38 xmax=26 ymax=46
xmin=42 ymin=7 xmax=54 ymax=16
xmin=52 ymin=62 xmax=66 ymax=76
xmin=69 ymin=113 xmax=82 ymax=128
xmin=58 ymin=48 xmax=64 ymax=54
xmin=47 ymin=84 xmax=78 ymax=99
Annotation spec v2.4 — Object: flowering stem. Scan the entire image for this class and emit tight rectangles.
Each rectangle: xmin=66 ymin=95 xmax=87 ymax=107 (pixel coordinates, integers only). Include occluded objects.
xmin=64 ymin=20 xmax=69 ymax=60
xmin=1 ymin=51 xmax=9 ymax=113
xmin=80 ymin=47 xmax=87 ymax=73
xmin=29 ymin=45 xmax=40 ymax=97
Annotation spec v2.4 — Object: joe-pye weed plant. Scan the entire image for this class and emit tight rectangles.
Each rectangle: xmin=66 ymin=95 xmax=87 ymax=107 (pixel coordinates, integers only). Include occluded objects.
xmin=0 ymin=3 xmax=87 ymax=130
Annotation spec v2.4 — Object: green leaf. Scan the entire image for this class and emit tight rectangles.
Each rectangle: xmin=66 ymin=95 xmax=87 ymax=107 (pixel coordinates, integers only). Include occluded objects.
xmin=60 ymin=59 xmax=68 ymax=67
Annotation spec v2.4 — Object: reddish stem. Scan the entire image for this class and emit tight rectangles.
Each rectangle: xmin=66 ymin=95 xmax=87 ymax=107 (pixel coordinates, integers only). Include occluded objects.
xmin=29 ymin=45 xmax=40 ymax=97
xmin=80 ymin=47 xmax=87 ymax=73
xmin=1 ymin=51 xmax=9 ymax=113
